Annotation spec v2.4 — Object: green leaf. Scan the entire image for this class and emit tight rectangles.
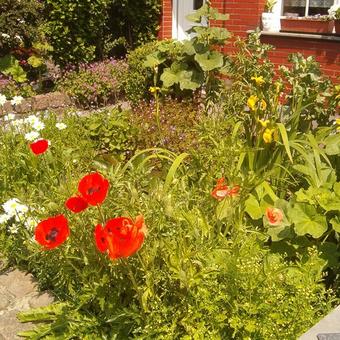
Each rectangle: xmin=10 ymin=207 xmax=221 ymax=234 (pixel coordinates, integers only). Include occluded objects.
xmin=277 ymin=123 xmax=293 ymax=163
xmin=330 ymin=216 xmax=340 ymax=233
xmin=245 ymin=194 xmax=262 ymax=220
xmin=181 ymin=40 xmax=196 ymax=55
xmin=27 ymin=55 xmax=44 ymax=68
xmin=324 ymin=134 xmax=340 ymax=156
xmin=288 ymin=203 xmax=327 ymax=238
xmin=164 ymin=152 xmax=189 ymax=193
xmin=267 ymin=225 xmax=294 ymax=242
xmin=194 ymin=51 xmax=224 ymax=72
xmin=216 ymin=198 xmax=233 ymax=221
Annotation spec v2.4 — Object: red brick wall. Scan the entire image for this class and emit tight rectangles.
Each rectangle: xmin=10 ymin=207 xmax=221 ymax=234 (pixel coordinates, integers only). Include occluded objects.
xmin=261 ymin=36 xmax=340 ymax=81
xmin=158 ymin=1 xmax=340 ymax=82
xmin=159 ymin=0 xmax=172 ymax=39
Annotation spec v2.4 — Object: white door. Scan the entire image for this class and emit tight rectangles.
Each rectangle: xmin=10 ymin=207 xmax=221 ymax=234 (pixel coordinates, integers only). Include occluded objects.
xmin=172 ymin=0 xmax=205 ymax=41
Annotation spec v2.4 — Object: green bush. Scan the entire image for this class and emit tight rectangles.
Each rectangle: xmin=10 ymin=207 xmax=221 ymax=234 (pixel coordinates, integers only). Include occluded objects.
xmin=57 ymin=59 xmax=127 ymax=108
xmin=84 ymin=108 xmax=139 ymax=161
xmin=0 ymin=0 xmax=43 ymax=54
xmin=121 ymin=41 xmax=158 ymax=104
xmin=106 ymin=0 xmax=161 ymax=54
xmin=44 ymin=0 xmax=111 ymax=65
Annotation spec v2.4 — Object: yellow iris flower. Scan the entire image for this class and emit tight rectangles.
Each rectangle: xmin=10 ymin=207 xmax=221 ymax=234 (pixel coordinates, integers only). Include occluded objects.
xmin=260 ymin=99 xmax=267 ymax=111
xmin=251 ymin=76 xmax=265 ymax=86
xmin=149 ymin=86 xmax=160 ymax=93
xmin=263 ymin=128 xmax=275 ymax=144
xmin=247 ymin=95 xmax=258 ymax=111
xmin=258 ymin=119 xmax=270 ymax=128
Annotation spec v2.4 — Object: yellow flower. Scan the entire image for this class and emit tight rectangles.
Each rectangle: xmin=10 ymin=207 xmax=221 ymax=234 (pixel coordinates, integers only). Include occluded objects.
xmin=251 ymin=76 xmax=265 ymax=86
xmin=336 ymin=118 xmax=340 ymax=125
xmin=149 ymin=86 xmax=160 ymax=93
xmin=247 ymin=95 xmax=258 ymax=111
xmin=257 ymin=119 xmax=270 ymax=128
xmin=263 ymin=128 xmax=275 ymax=144
xmin=274 ymin=81 xmax=282 ymax=93
xmin=260 ymin=99 xmax=267 ymax=111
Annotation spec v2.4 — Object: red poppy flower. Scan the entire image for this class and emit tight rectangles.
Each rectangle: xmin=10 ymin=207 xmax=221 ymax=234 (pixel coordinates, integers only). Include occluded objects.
xmin=29 ymin=139 xmax=49 ymax=155
xmin=94 ymin=215 xmax=146 ymax=260
xmin=65 ymin=196 xmax=88 ymax=213
xmin=94 ymin=224 xmax=108 ymax=252
xmin=211 ymin=178 xmax=240 ymax=200
xmin=34 ymin=214 xmax=70 ymax=249
xmin=78 ymin=172 xmax=109 ymax=206
xmin=227 ymin=185 xmax=240 ymax=197
xmin=265 ymin=207 xmax=284 ymax=226
xmin=211 ymin=178 xmax=229 ymax=200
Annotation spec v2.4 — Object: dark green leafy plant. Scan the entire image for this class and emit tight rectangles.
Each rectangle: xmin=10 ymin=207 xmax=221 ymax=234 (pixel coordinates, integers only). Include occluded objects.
xmin=144 ymin=3 xmax=230 ymax=108
xmin=0 ymin=0 xmax=43 ymax=55
xmin=44 ymin=0 xmax=111 ymax=65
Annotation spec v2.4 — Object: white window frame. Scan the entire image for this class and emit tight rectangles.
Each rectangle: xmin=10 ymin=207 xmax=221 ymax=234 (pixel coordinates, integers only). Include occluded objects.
xmin=278 ymin=0 xmax=338 ymax=17
xmin=172 ymin=0 xmax=206 ymax=41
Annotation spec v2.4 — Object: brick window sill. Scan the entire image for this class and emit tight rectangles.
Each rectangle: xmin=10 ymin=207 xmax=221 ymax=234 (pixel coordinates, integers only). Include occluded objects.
xmin=247 ymin=30 xmax=340 ymax=42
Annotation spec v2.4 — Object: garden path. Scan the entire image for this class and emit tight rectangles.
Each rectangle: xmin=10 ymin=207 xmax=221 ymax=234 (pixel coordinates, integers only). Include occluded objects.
xmin=0 ymin=267 xmax=54 ymax=339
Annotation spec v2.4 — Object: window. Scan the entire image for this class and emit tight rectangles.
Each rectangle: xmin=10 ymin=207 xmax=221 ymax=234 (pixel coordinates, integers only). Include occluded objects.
xmin=282 ymin=0 xmax=335 ymax=17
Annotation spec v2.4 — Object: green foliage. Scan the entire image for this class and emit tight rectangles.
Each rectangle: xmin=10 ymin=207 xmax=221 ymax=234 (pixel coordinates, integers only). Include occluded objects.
xmin=144 ymin=3 xmax=230 ymax=106
xmin=280 ymin=53 xmax=335 ymax=129
xmin=44 ymin=0 xmax=111 ymax=65
xmin=57 ymin=60 xmax=127 ymax=108
xmin=84 ymin=108 xmax=138 ymax=161
xmin=120 ymin=41 xmax=158 ymax=105
xmin=0 ymin=79 xmax=35 ymax=98
xmin=130 ymin=98 xmax=203 ymax=153
xmin=0 ymin=0 xmax=43 ymax=54
xmin=0 ymin=55 xmax=27 ymax=83
xmin=106 ymin=0 xmax=161 ymax=54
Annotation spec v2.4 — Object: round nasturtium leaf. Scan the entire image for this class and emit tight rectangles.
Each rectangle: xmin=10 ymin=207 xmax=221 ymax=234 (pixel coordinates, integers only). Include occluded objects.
xmin=288 ymin=203 xmax=328 ymax=238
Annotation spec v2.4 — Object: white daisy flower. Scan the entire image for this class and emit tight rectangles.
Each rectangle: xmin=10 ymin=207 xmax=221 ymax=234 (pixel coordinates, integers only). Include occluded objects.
xmin=25 ymin=115 xmax=40 ymax=125
xmin=32 ymin=120 xmax=45 ymax=131
xmin=2 ymin=198 xmax=28 ymax=218
xmin=2 ymin=198 xmax=21 ymax=216
xmin=56 ymin=122 xmax=67 ymax=130
xmin=0 ymin=94 xmax=7 ymax=106
xmin=25 ymin=131 xmax=40 ymax=142
xmin=0 ymin=214 xmax=11 ymax=224
xmin=24 ymin=217 xmax=38 ymax=231
xmin=4 ymin=113 xmax=15 ymax=121
xmin=10 ymin=96 xmax=24 ymax=106
xmin=8 ymin=224 xmax=19 ymax=234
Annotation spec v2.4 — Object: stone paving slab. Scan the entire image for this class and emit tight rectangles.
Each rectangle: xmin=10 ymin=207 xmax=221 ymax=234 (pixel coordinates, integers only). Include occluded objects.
xmin=0 ymin=268 xmax=54 ymax=339
xmin=299 ymin=306 xmax=340 ymax=340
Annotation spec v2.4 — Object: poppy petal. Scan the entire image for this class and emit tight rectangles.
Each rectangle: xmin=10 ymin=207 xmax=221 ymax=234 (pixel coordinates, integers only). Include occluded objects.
xmin=34 ymin=214 xmax=69 ymax=249
xmin=29 ymin=139 xmax=49 ymax=155
xmin=78 ymin=172 xmax=109 ymax=206
xmin=65 ymin=196 xmax=88 ymax=213
xmin=94 ymin=224 xmax=108 ymax=253
xmin=99 ymin=216 xmax=146 ymax=260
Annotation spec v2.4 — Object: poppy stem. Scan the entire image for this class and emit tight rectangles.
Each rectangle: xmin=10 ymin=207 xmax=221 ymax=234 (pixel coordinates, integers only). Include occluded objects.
xmin=124 ymin=259 xmax=146 ymax=315
xmin=96 ymin=204 xmax=105 ymax=224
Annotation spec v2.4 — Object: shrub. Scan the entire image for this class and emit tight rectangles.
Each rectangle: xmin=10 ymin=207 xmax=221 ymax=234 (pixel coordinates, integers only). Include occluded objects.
xmin=43 ymin=0 xmax=111 ymax=65
xmin=106 ymin=0 xmax=161 ymax=54
xmin=121 ymin=41 xmax=158 ymax=105
xmin=57 ymin=59 xmax=127 ymax=108
xmin=84 ymin=108 xmax=139 ymax=161
xmin=0 ymin=0 xmax=43 ymax=55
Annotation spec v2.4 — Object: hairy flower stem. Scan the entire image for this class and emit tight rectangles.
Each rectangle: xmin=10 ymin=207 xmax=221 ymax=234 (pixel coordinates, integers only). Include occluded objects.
xmin=96 ymin=204 xmax=105 ymax=225
xmin=124 ymin=259 xmax=146 ymax=315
